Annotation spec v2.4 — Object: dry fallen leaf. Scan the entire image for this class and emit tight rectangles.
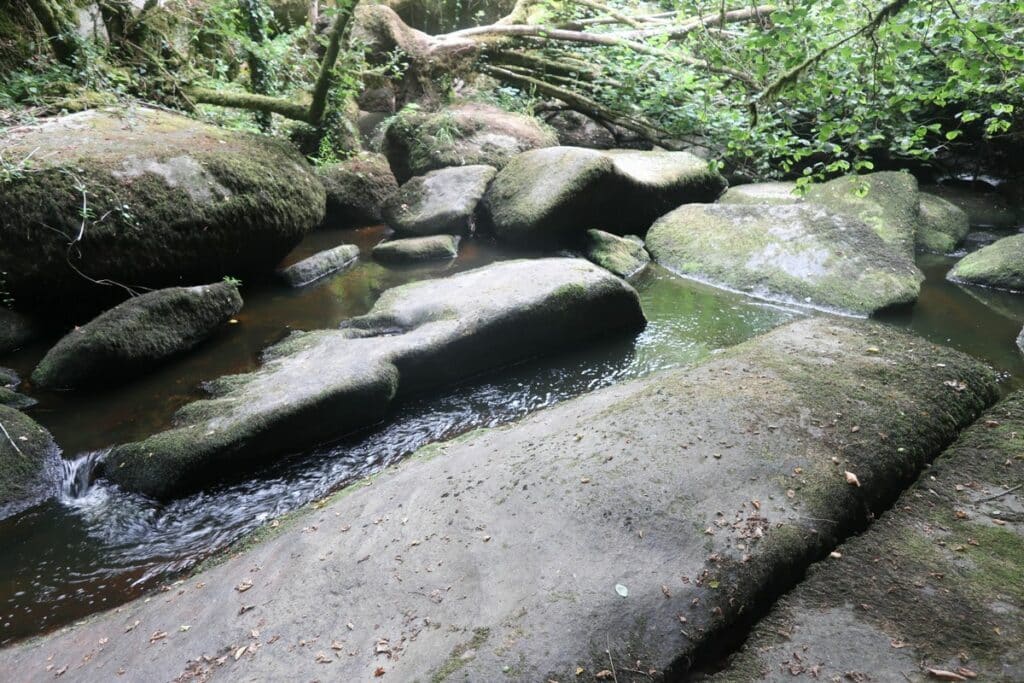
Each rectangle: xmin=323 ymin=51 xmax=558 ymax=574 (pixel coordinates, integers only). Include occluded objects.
xmin=595 ymin=671 xmax=614 ymax=680
xmin=926 ymin=668 xmax=968 ymax=681
xmin=575 ymin=666 xmax=585 ymax=676
xmin=234 ymin=646 xmax=247 ymax=661
xmin=845 ymin=471 xmax=861 ymax=487
xmin=829 ymin=551 xmax=842 ymax=559
xmin=124 ymin=620 xmax=140 ymax=633
xmin=374 ymin=666 xmax=386 ymax=677
xmin=661 ymin=585 xmax=672 ymax=598
xmin=314 ymin=652 xmax=332 ymax=664
xmin=235 ymin=579 xmax=253 ymax=593
xmin=956 ymin=667 xmax=977 ymax=679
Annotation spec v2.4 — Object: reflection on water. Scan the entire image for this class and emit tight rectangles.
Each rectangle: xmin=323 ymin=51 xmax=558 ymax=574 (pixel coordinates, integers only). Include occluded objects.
xmin=0 ymin=234 xmax=797 ymax=642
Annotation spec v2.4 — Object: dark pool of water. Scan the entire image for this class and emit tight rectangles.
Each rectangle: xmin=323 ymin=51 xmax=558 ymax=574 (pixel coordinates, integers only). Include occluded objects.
xmin=0 ymin=222 xmax=1022 ymax=644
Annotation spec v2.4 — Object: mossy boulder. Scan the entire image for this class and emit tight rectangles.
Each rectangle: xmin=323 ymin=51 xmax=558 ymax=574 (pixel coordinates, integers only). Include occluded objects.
xmin=279 ymin=244 xmax=360 ymax=287
xmin=317 ymin=153 xmax=398 ymax=228
xmin=32 ymin=282 xmax=243 ymax=391
xmin=542 ymin=110 xmax=616 ymax=149
xmin=372 ymin=235 xmax=460 ymax=263
xmin=0 ymin=405 xmax=58 ymax=515
xmin=646 ymin=203 xmax=924 ymax=315
xmin=710 ymin=390 xmax=1024 ymax=681
xmin=947 ymin=233 xmax=1024 ymax=291
xmin=381 ymin=165 xmax=496 ymax=236
xmin=0 ymin=307 xmax=37 ymax=355
xmin=100 ymin=259 xmax=645 ymax=498
xmin=601 ymin=149 xmax=727 ymax=234
xmin=0 ymin=368 xmax=34 ymax=410
xmin=481 ymin=147 xmax=726 ymax=246
xmin=382 ymin=103 xmax=558 ymax=182
xmin=480 ymin=147 xmax=616 ymax=246
xmin=718 ymin=180 xmax=800 ymax=205
xmin=0 ymin=107 xmax=324 ymax=319
xmin=917 ymin=192 xmax=970 ymax=253
xmin=584 ymin=229 xmax=650 ymax=278
xmin=805 ymin=171 xmax=920 ymax=257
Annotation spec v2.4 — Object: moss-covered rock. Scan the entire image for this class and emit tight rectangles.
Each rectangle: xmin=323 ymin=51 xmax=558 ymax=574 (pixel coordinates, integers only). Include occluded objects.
xmin=32 ymin=282 xmax=243 ymax=390
xmin=317 ymin=152 xmax=398 ymax=228
xmin=947 ymin=233 xmax=1024 ymax=291
xmin=805 ymin=171 xmax=920 ymax=257
xmin=917 ymin=192 xmax=970 ymax=253
xmin=601 ymin=149 xmax=727 ymax=234
xmin=480 ymin=147 xmax=616 ymax=246
xmin=0 ymin=108 xmax=324 ymax=319
xmin=584 ymin=229 xmax=650 ymax=278
xmin=646 ymin=203 xmax=924 ymax=315
xmin=0 ymin=307 xmax=37 ymax=355
xmin=381 ymin=165 xmax=496 ymax=236
xmin=372 ymin=234 xmax=460 ymax=263
xmin=710 ymin=391 xmax=1024 ymax=681
xmin=0 ymin=405 xmax=58 ymax=514
xmin=100 ymin=259 xmax=645 ymax=498
xmin=279 ymin=244 xmax=360 ymax=287
xmin=718 ymin=180 xmax=800 ymax=205
xmin=382 ymin=103 xmax=558 ymax=182
xmin=481 ymin=147 xmax=726 ymax=246
xmin=0 ymin=368 xmax=34 ymax=410
xmin=542 ymin=110 xmax=616 ymax=150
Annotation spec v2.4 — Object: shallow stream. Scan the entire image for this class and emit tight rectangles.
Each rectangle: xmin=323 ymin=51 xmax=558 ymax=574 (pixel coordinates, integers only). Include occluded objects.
xmin=1 ymin=220 xmax=1022 ymax=644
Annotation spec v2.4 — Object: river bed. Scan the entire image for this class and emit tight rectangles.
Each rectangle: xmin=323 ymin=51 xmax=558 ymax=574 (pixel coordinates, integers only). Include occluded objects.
xmin=0 ymin=222 xmax=1021 ymax=644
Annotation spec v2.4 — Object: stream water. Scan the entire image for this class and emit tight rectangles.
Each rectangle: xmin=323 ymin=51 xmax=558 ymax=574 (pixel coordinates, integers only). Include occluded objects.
xmin=0 ymin=220 xmax=1022 ymax=645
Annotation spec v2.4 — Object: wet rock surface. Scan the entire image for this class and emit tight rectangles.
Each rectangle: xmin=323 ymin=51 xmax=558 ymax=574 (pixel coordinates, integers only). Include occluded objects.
xmin=317 ymin=153 xmax=398 ymax=228
xmin=646 ymin=203 xmax=923 ymax=315
xmin=1 ymin=318 xmax=996 ymax=681
xmin=381 ymin=165 xmax=496 ymax=236
xmin=32 ymin=283 xmax=243 ymax=390
xmin=0 ymin=405 xmax=59 ymax=516
xmin=948 ymin=232 xmax=1024 ymax=291
xmin=279 ymin=244 xmax=360 ymax=287
xmin=100 ymin=259 xmax=645 ymax=498
xmin=0 ymin=107 xmax=324 ymax=318
xmin=372 ymin=234 xmax=460 ymax=263
xmin=917 ymin=191 xmax=970 ymax=253
xmin=708 ymin=391 xmax=1024 ymax=682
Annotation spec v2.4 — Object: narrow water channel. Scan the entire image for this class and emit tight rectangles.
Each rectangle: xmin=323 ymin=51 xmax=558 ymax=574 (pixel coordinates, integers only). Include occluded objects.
xmin=0 ymin=221 xmax=1021 ymax=644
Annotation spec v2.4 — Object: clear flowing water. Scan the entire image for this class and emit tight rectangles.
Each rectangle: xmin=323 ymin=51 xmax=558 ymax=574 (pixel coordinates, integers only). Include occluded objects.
xmin=0 ymin=219 xmax=1021 ymax=645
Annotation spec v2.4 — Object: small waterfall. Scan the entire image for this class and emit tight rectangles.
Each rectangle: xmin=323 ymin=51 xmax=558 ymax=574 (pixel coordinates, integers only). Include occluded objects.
xmin=59 ymin=450 xmax=108 ymax=501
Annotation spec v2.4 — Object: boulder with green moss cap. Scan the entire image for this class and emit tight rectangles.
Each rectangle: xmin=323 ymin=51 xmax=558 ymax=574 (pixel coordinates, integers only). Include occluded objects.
xmin=805 ymin=171 xmax=920 ymax=257
xmin=947 ymin=233 xmax=1024 ymax=291
xmin=317 ymin=152 xmax=398 ymax=228
xmin=0 ymin=405 xmax=58 ymax=515
xmin=0 ymin=107 xmax=323 ymax=317
xmin=708 ymin=390 xmax=1024 ymax=682
xmin=917 ymin=191 xmax=970 ymax=253
xmin=372 ymin=235 xmax=460 ymax=263
xmin=100 ymin=258 xmax=645 ymax=498
xmin=382 ymin=103 xmax=557 ymax=182
xmin=32 ymin=282 xmax=243 ymax=390
xmin=584 ymin=229 xmax=649 ymax=278
xmin=382 ymin=165 xmax=496 ymax=236
xmin=646 ymin=202 xmax=923 ymax=315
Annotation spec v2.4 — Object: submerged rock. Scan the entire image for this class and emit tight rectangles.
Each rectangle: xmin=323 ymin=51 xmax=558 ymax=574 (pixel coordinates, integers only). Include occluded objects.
xmin=925 ymin=183 xmax=1021 ymax=229
xmin=101 ymin=259 xmax=645 ymax=498
xmin=0 ymin=307 xmax=36 ymax=355
xmin=480 ymin=147 xmax=614 ymax=246
xmin=584 ymin=229 xmax=649 ymax=278
xmin=381 ymin=165 xmax=496 ymax=236
xmin=805 ymin=171 xmax=920 ymax=257
xmin=279 ymin=244 xmax=360 ymax=287
xmin=383 ymin=103 xmax=557 ymax=182
xmin=718 ymin=180 xmax=799 ymax=205
xmin=917 ymin=192 xmax=970 ymax=253
xmin=646 ymin=203 xmax=923 ymax=315
xmin=947 ymin=233 xmax=1024 ymax=291
xmin=481 ymin=147 xmax=726 ymax=246
xmin=31 ymin=318 xmax=997 ymax=679
xmin=32 ymin=282 xmax=243 ymax=390
xmin=317 ymin=153 xmax=398 ymax=228
xmin=0 ymin=107 xmax=324 ymax=317
xmin=0 ymin=386 xmax=35 ymax=410
xmin=0 ymin=405 xmax=58 ymax=514
xmin=710 ymin=390 xmax=1023 ymax=681
xmin=372 ymin=235 xmax=460 ymax=263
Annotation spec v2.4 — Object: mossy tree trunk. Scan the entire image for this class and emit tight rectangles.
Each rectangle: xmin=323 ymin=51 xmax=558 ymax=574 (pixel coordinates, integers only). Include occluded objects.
xmin=25 ymin=0 xmax=82 ymax=66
